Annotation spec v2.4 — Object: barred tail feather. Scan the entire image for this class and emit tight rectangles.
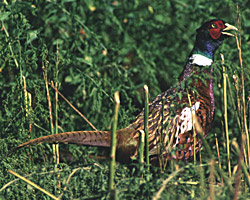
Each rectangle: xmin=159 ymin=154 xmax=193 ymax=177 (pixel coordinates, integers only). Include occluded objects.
xmin=17 ymin=130 xmax=112 ymax=149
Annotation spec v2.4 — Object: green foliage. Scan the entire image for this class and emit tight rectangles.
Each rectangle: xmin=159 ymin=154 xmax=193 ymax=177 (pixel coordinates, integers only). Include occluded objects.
xmin=1 ymin=0 xmax=250 ymax=199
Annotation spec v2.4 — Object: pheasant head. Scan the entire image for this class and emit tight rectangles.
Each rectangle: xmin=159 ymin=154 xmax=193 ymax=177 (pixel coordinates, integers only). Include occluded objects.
xmin=190 ymin=19 xmax=238 ymax=65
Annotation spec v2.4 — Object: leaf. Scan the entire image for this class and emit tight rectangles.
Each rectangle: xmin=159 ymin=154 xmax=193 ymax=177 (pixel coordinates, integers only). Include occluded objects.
xmin=26 ymin=30 xmax=38 ymax=44
xmin=0 ymin=12 xmax=10 ymax=21
xmin=76 ymin=57 xmax=93 ymax=66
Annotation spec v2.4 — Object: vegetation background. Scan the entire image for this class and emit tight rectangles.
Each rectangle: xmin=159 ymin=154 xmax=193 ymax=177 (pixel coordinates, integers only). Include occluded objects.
xmin=0 ymin=0 xmax=250 ymax=199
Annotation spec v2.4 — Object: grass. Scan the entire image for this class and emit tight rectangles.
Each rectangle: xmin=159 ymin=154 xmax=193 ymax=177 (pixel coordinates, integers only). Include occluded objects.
xmin=109 ymin=91 xmax=119 ymax=196
xmin=1 ymin=0 xmax=250 ymax=199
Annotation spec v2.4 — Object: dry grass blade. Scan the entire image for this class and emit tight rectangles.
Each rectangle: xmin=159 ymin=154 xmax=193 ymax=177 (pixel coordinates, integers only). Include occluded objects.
xmin=187 ymin=90 xmax=196 ymax=164
xmin=197 ymin=130 xmax=234 ymax=193
xmin=58 ymin=167 xmax=82 ymax=199
xmin=0 ymin=169 xmax=67 ymax=192
xmin=8 ymin=170 xmax=59 ymax=200
xmin=50 ymin=81 xmax=97 ymax=131
xmin=221 ymin=53 xmax=231 ymax=177
xmin=233 ymin=139 xmax=243 ymax=200
xmin=138 ymin=129 xmax=145 ymax=164
xmin=209 ymin=160 xmax=215 ymax=200
xmin=235 ymin=4 xmax=250 ymax=170
xmin=153 ymin=167 xmax=183 ymax=200
xmin=55 ymin=41 xmax=61 ymax=188
xmin=215 ymin=133 xmax=223 ymax=184
xmin=42 ymin=63 xmax=56 ymax=163
xmin=232 ymin=140 xmax=250 ymax=189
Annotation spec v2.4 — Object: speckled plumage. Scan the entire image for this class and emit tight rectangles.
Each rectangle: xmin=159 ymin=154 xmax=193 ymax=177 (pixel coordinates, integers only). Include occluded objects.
xmin=16 ymin=20 xmax=237 ymax=164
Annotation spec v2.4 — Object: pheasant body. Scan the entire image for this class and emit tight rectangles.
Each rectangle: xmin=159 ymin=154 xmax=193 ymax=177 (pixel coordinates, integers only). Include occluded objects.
xmin=16 ymin=20 xmax=237 ymax=164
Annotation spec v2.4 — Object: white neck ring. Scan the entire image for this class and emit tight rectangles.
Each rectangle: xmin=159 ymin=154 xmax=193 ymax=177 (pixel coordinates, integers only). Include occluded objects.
xmin=189 ymin=54 xmax=213 ymax=66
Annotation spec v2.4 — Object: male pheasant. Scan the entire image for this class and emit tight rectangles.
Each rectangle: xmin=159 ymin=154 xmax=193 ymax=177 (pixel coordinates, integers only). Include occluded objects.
xmin=16 ymin=19 xmax=237 ymax=163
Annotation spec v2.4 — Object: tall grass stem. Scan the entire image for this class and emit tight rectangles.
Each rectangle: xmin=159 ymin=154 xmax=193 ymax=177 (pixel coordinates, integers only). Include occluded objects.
xmin=221 ymin=53 xmax=231 ymax=177
xmin=235 ymin=27 xmax=250 ymax=170
xmin=42 ymin=63 xmax=56 ymax=163
xmin=109 ymin=92 xmax=120 ymax=194
xmin=144 ymin=85 xmax=150 ymax=168
xmin=187 ymin=90 xmax=196 ymax=164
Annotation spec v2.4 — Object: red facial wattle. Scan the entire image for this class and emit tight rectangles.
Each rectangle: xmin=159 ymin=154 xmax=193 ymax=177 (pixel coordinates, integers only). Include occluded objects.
xmin=209 ymin=20 xmax=226 ymax=40
xmin=209 ymin=29 xmax=221 ymax=39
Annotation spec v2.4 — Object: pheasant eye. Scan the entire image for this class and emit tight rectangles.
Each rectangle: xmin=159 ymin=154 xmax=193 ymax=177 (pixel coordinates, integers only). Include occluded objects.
xmin=211 ymin=24 xmax=216 ymax=28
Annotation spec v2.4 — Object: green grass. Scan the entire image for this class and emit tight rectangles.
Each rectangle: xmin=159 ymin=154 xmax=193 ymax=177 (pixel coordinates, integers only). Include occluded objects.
xmin=1 ymin=0 xmax=250 ymax=199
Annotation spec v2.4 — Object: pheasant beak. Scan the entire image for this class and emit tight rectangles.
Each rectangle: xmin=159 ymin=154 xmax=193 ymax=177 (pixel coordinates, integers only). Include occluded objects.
xmin=221 ymin=23 xmax=238 ymax=37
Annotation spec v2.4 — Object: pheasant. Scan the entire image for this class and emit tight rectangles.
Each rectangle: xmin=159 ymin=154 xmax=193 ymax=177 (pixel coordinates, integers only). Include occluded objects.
xmin=16 ymin=19 xmax=237 ymax=164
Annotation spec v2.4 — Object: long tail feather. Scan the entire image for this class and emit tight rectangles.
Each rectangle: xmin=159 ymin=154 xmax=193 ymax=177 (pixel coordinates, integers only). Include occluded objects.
xmin=17 ymin=130 xmax=111 ymax=149
xmin=10 ymin=125 xmax=137 ymax=163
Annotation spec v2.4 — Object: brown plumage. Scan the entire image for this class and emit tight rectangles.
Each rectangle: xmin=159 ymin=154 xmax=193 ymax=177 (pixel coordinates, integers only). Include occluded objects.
xmin=16 ymin=20 xmax=237 ymax=164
